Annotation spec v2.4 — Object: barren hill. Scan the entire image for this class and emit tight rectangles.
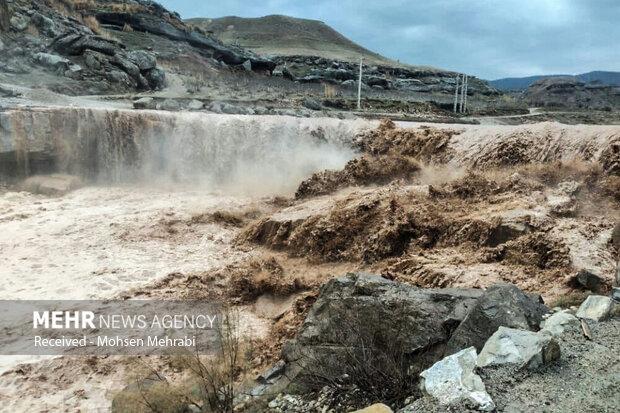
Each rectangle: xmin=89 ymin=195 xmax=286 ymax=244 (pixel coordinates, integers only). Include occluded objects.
xmin=186 ymin=14 xmax=397 ymax=66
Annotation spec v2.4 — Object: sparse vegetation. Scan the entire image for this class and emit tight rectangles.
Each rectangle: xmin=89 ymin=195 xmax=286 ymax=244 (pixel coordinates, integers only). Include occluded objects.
xmin=113 ymin=308 xmax=249 ymax=413
xmin=184 ymin=75 xmax=208 ymax=94
xmin=82 ymin=15 xmax=101 ymax=34
xmin=299 ymin=303 xmax=419 ymax=408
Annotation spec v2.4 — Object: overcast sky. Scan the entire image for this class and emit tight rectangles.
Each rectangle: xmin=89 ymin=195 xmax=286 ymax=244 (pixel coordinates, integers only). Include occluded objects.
xmin=158 ymin=0 xmax=619 ymax=80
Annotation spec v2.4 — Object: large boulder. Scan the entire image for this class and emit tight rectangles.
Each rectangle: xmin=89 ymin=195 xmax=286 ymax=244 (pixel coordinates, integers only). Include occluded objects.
xmin=282 ymin=273 xmax=482 ymax=391
xmin=476 ymin=327 xmax=560 ymax=369
xmin=133 ymin=97 xmax=156 ymax=110
xmin=419 ymin=347 xmax=495 ymax=411
xmin=145 ymin=67 xmax=166 ymax=90
xmin=127 ymin=50 xmax=156 ymax=71
xmin=445 ymin=283 xmax=548 ymax=354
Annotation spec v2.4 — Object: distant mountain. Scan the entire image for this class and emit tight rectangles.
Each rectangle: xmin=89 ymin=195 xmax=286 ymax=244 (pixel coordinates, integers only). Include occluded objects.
xmin=186 ymin=14 xmax=398 ymax=66
xmin=490 ymin=71 xmax=620 ymax=91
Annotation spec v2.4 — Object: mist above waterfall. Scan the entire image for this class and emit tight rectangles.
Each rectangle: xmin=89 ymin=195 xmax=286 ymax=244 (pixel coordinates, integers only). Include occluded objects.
xmin=0 ymin=108 xmax=373 ymax=195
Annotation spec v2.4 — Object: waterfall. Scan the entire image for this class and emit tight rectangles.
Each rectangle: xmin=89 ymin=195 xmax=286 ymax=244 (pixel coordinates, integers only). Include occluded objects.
xmin=0 ymin=108 xmax=373 ymax=194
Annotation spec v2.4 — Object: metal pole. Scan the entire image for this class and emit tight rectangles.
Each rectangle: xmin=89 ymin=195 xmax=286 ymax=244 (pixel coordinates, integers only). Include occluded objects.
xmin=357 ymin=57 xmax=363 ymax=110
xmin=460 ymin=74 xmax=467 ymax=113
xmin=463 ymin=75 xmax=469 ymax=113
xmin=453 ymin=74 xmax=460 ymax=113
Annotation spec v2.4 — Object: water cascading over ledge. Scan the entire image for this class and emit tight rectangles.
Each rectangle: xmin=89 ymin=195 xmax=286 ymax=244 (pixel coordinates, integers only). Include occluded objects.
xmin=0 ymin=107 xmax=372 ymax=193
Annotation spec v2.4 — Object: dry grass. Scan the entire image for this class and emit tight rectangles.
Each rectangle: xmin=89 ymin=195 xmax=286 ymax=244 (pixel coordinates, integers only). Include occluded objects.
xmin=114 ymin=308 xmax=250 ymax=413
xmin=323 ymin=83 xmax=337 ymax=98
xmin=122 ymin=23 xmax=134 ymax=32
xmin=82 ymin=15 xmax=101 ymax=34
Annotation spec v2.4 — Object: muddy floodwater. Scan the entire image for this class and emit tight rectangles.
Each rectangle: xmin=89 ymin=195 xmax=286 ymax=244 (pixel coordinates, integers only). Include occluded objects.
xmin=0 ymin=185 xmax=259 ymax=300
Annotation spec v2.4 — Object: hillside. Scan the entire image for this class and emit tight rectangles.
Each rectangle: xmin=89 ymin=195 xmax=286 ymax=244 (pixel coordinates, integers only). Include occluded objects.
xmin=186 ymin=15 xmax=396 ymax=66
xmin=490 ymin=71 xmax=620 ymax=91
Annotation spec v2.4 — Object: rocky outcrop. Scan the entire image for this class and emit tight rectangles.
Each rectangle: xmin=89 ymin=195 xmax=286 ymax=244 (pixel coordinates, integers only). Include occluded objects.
xmin=524 ymin=76 xmax=620 ymax=110
xmin=445 ymin=284 xmax=548 ymax=354
xmin=273 ymin=55 xmax=499 ymax=97
xmin=50 ymin=32 xmax=165 ymax=90
xmin=95 ymin=12 xmax=275 ymax=72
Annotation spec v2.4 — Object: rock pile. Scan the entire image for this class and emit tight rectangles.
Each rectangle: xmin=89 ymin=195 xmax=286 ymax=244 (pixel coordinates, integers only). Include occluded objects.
xmin=254 ymin=273 xmax=619 ymax=412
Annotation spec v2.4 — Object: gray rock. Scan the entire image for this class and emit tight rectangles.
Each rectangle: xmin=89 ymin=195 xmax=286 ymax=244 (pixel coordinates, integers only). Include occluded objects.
xmin=145 ymin=67 xmax=166 ymax=90
xmin=282 ymin=273 xmax=482 ymax=391
xmin=419 ymin=347 xmax=495 ymax=411
xmin=341 ymin=79 xmax=356 ymax=88
xmin=242 ymin=59 xmax=252 ymax=72
xmin=187 ymin=99 xmax=204 ymax=110
xmin=477 ymin=327 xmax=560 ymax=369
xmin=10 ymin=14 xmax=30 ymax=31
xmin=113 ymin=53 xmax=141 ymax=79
xmin=34 ymin=52 xmax=70 ymax=69
xmin=157 ymin=99 xmax=181 ymax=111
xmin=257 ymin=360 xmax=286 ymax=384
xmin=302 ymin=98 xmax=322 ymax=111
xmin=31 ymin=12 xmax=63 ymax=37
xmin=133 ymin=97 xmax=156 ymax=110
xmin=52 ymin=33 xmax=122 ymax=56
xmin=106 ymin=70 xmax=132 ymax=86
xmin=446 ymin=283 xmax=549 ymax=354
xmin=254 ymin=106 xmax=269 ymax=115
xmin=83 ymin=50 xmax=106 ymax=70
xmin=612 ymin=287 xmax=620 ymax=302
xmin=576 ymin=295 xmax=613 ymax=321
xmin=208 ymin=101 xmax=252 ymax=115
xmin=0 ymin=38 xmax=5 ymax=52
xmin=572 ymin=269 xmax=605 ymax=293
xmin=540 ymin=311 xmax=580 ymax=337
xmin=127 ymin=50 xmax=156 ymax=71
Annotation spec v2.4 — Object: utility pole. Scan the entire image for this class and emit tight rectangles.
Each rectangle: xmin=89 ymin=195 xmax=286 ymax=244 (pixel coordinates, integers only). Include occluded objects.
xmin=463 ymin=75 xmax=469 ymax=113
xmin=453 ymin=74 xmax=460 ymax=113
xmin=357 ymin=57 xmax=363 ymax=110
xmin=460 ymin=74 xmax=467 ymax=113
